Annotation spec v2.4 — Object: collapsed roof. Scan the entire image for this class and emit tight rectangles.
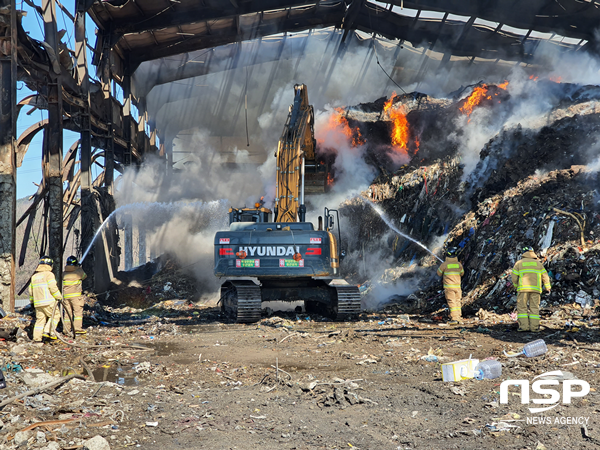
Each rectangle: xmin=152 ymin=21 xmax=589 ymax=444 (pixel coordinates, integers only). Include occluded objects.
xmin=88 ymin=0 xmax=597 ymax=97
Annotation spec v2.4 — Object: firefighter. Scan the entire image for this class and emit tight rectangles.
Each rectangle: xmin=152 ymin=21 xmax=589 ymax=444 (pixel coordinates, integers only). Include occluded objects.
xmin=511 ymin=246 xmax=551 ymax=332
xmin=62 ymin=256 xmax=88 ymax=335
xmin=437 ymin=247 xmax=465 ymax=324
xmin=28 ymin=256 xmax=62 ymax=342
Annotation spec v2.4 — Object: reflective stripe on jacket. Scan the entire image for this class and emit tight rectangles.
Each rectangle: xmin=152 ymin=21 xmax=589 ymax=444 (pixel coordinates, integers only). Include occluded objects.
xmin=511 ymin=251 xmax=551 ymax=293
xmin=63 ymin=266 xmax=87 ymax=299
xmin=28 ymin=264 xmax=62 ymax=307
xmin=437 ymin=257 xmax=464 ymax=290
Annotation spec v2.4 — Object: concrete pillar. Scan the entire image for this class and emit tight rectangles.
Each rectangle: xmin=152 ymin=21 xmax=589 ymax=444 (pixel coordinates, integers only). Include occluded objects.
xmin=42 ymin=0 xmax=64 ymax=283
xmin=75 ymin=0 xmax=94 ymax=290
xmin=165 ymin=137 xmax=173 ymax=175
xmin=138 ymin=222 xmax=146 ymax=266
xmin=124 ymin=214 xmax=133 ymax=270
xmin=0 ymin=0 xmax=17 ymax=311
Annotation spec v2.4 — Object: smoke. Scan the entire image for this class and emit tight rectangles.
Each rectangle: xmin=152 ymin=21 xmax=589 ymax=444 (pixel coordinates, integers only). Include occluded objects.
xmin=588 ymin=146 xmax=600 ymax=173
xmin=145 ymin=212 xmax=227 ymax=297
xmin=453 ymin=57 xmax=600 ymax=183
xmin=114 ymin=130 xmax=265 ymax=296
xmin=116 ymin=26 xmax=600 ymax=305
xmin=362 ymin=272 xmax=423 ymax=311
xmin=451 ymin=106 xmax=503 ymax=181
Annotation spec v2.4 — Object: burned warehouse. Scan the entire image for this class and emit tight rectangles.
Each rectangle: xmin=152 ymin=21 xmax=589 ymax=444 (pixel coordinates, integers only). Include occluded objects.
xmin=1 ymin=0 xmax=600 ymax=449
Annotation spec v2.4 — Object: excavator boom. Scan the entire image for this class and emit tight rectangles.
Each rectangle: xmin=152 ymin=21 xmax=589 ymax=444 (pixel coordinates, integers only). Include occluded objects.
xmin=275 ymin=84 xmax=318 ymax=223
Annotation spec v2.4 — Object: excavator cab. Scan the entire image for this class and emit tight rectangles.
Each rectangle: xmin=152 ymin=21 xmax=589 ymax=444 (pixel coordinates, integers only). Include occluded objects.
xmin=229 ymin=207 xmax=271 ymax=224
xmin=229 ymin=198 xmax=272 ymax=224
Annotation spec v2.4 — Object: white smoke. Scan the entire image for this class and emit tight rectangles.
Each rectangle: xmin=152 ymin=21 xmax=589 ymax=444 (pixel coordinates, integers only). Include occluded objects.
xmin=116 ymin=26 xmax=600 ymax=305
xmin=361 ymin=274 xmax=422 ymax=312
xmin=588 ymin=147 xmax=600 ymax=173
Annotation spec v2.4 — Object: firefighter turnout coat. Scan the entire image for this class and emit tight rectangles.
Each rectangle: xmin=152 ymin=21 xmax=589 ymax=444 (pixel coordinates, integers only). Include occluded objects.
xmin=437 ymin=257 xmax=464 ymax=290
xmin=29 ymin=264 xmax=63 ymax=306
xmin=63 ymin=266 xmax=86 ymax=300
xmin=511 ymin=251 xmax=551 ymax=293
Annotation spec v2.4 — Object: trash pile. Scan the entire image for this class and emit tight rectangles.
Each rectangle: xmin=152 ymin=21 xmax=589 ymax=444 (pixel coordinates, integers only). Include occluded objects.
xmin=446 ymin=166 xmax=600 ymax=314
xmin=105 ymin=256 xmax=200 ymax=309
xmin=336 ymin=81 xmax=600 ymax=319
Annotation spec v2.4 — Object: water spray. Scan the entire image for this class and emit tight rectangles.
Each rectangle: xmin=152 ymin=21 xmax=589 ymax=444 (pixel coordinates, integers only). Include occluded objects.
xmin=80 ymin=200 xmax=228 ymax=264
xmin=362 ymin=199 xmax=443 ymax=263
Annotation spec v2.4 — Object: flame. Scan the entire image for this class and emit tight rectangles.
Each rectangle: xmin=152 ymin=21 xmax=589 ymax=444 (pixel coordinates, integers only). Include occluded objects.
xmin=459 ymin=81 xmax=509 ymax=120
xmin=459 ymin=85 xmax=489 ymax=117
xmin=322 ymin=108 xmax=365 ymax=147
xmin=383 ymin=93 xmax=418 ymax=153
xmin=352 ymin=129 xmax=365 ymax=147
xmin=326 ymin=172 xmax=334 ymax=186
xmin=549 ymin=75 xmax=562 ymax=83
xmin=529 ymin=75 xmax=539 ymax=81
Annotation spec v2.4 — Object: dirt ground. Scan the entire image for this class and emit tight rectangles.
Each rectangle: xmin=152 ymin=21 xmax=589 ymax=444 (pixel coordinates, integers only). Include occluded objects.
xmin=2 ymin=304 xmax=600 ymax=450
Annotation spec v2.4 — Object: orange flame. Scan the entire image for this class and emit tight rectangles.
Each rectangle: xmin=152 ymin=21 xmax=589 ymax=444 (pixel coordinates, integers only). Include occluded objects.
xmin=549 ymin=75 xmax=562 ymax=83
xmin=323 ymin=108 xmax=365 ymax=147
xmin=529 ymin=75 xmax=539 ymax=81
xmin=383 ymin=93 xmax=417 ymax=152
xmin=459 ymin=85 xmax=489 ymax=117
xmin=498 ymin=80 xmax=509 ymax=90
xmin=326 ymin=172 xmax=334 ymax=186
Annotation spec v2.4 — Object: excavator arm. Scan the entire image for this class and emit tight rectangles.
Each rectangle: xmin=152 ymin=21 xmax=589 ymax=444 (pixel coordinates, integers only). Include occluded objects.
xmin=274 ymin=84 xmax=316 ymax=223
xmin=213 ymin=84 xmax=361 ymax=324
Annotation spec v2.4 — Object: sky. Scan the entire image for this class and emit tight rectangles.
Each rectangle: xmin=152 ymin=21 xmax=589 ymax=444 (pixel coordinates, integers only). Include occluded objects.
xmin=16 ymin=0 xmax=100 ymax=200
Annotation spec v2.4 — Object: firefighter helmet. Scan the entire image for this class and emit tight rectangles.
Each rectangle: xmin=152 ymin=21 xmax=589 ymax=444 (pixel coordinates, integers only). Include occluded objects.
xmin=446 ymin=247 xmax=458 ymax=257
xmin=66 ymin=256 xmax=78 ymax=266
xmin=522 ymin=246 xmax=534 ymax=253
xmin=39 ymin=256 xmax=54 ymax=266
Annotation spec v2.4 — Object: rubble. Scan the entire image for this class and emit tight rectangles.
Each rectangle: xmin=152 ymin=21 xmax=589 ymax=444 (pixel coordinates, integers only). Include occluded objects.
xmin=82 ymin=435 xmax=110 ymax=450
xmin=334 ymin=85 xmax=600 ymax=327
xmin=1 ymin=83 xmax=598 ymax=449
xmin=0 ymin=303 xmax=596 ymax=449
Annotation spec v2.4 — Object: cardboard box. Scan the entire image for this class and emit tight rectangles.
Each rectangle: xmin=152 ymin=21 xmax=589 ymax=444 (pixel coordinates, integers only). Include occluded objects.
xmin=441 ymin=359 xmax=479 ymax=382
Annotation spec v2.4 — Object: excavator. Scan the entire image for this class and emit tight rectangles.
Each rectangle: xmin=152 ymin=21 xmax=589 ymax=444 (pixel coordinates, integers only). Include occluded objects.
xmin=213 ymin=84 xmax=361 ymax=323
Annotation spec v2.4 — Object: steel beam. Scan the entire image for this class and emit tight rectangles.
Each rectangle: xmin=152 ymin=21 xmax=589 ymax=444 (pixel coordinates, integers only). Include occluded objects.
xmin=75 ymin=0 xmax=94 ymax=289
xmin=126 ymin=3 xmax=344 ymax=68
xmin=0 ymin=0 xmax=17 ymax=311
xmin=101 ymin=52 xmax=114 ymax=191
xmin=42 ymin=0 xmax=64 ymax=283
xmin=122 ymin=71 xmax=132 ymax=166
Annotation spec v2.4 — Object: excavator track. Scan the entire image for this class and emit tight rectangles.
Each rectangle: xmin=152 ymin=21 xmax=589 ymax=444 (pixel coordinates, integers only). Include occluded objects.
xmin=221 ymin=281 xmax=262 ymax=323
xmin=333 ymin=285 xmax=361 ymax=321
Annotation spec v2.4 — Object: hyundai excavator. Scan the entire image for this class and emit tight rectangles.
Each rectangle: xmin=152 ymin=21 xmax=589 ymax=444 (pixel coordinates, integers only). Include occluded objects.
xmin=213 ymin=84 xmax=361 ymax=323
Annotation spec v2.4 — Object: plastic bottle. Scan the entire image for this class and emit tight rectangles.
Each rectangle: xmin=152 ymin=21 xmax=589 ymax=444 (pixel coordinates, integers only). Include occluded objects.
xmin=474 ymin=360 xmax=502 ymax=380
xmin=522 ymin=339 xmax=547 ymax=357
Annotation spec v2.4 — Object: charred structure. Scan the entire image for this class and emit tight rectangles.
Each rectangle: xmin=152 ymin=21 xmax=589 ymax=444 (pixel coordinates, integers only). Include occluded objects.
xmin=1 ymin=0 xmax=599 ymax=316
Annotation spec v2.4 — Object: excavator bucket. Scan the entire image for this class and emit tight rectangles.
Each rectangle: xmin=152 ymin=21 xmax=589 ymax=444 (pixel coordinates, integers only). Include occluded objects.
xmin=304 ymin=170 xmax=327 ymax=194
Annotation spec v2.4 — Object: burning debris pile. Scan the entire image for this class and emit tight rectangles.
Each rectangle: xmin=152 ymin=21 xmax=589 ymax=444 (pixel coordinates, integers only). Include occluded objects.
xmin=330 ymin=78 xmax=600 ymax=319
xmin=109 ymin=75 xmax=600 ymax=325
xmin=105 ymin=256 xmax=202 ymax=309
